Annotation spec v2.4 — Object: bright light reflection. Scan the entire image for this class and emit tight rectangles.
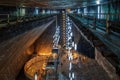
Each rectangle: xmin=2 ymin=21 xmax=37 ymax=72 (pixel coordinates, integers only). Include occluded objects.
xmin=70 ymin=33 xmax=73 ymax=36
xmin=72 ymin=73 xmax=75 ymax=79
xmin=68 ymin=37 xmax=72 ymax=40
xmin=72 ymin=42 xmax=74 ymax=47
xmin=68 ymin=54 xmax=70 ymax=60
xmin=68 ymin=22 xmax=70 ymax=25
xmin=69 ymin=72 xmax=71 ymax=77
xmin=35 ymin=7 xmax=39 ymax=15
xmin=70 ymin=77 xmax=72 ymax=80
xmin=69 ymin=62 xmax=72 ymax=70
xmin=75 ymin=44 xmax=77 ymax=50
xmin=34 ymin=73 xmax=37 ymax=80
xmin=68 ymin=53 xmax=73 ymax=60
xmin=98 ymin=5 xmax=100 ymax=19
xmin=96 ymin=0 xmax=100 ymax=4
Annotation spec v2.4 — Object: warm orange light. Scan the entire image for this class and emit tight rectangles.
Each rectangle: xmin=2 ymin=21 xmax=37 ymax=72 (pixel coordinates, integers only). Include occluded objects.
xmin=38 ymin=52 xmax=52 ymax=56
xmin=25 ymin=46 xmax=34 ymax=55
xmin=73 ymin=53 xmax=78 ymax=59
xmin=42 ymin=63 xmax=47 ymax=70
xmin=24 ymin=56 xmax=48 ymax=79
xmin=52 ymin=53 xmax=58 ymax=59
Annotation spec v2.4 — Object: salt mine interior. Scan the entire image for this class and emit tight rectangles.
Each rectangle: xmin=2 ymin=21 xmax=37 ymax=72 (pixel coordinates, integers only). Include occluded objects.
xmin=0 ymin=0 xmax=120 ymax=80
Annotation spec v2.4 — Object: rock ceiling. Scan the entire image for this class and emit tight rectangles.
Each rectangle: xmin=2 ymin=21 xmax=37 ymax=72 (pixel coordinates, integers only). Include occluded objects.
xmin=0 ymin=0 xmax=110 ymax=8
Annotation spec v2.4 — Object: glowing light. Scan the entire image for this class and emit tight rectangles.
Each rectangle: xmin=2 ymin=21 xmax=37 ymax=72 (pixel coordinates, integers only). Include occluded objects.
xmin=98 ymin=6 xmax=100 ymax=19
xmin=96 ymin=0 xmax=100 ymax=4
xmin=72 ymin=42 xmax=74 ymax=47
xmin=70 ymin=78 xmax=72 ymax=80
xmin=69 ymin=62 xmax=72 ymax=70
xmin=35 ymin=7 xmax=39 ymax=15
xmin=70 ymin=33 xmax=73 ymax=36
xmin=69 ymin=72 xmax=71 ymax=77
xmin=67 ymin=22 xmax=70 ymax=25
xmin=68 ymin=36 xmax=72 ymax=40
xmin=74 ymin=44 xmax=77 ymax=50
xmin=62 ymin=11 xmax=65 ymax=13
xmin=68 ymin=52 xmax=73 ymax=60
xmin=38 ymin=52 xmax=51 ymax=56
xmin=20 ymin=8 xmax=26 ymax=16
xmin=53 ymin=26 xmax=60 ymax=48
xmin=84 ymin=8 xmax=87 ymax=15
xmin=73 ymin=53 xmax=78 ymax=59
xmin=97 ymin=0 xmax=100 ymax=19
xmin=67 ymin=17 xmax=70 ymax=21
xmin=34 ymin=73 xmax=38 ymax=80
xmin=42 ymin=63 xmax=47 ymax=70
xmin=42 ymin=10 xmax=45 ymax=14
xmin=52 ymin=53 xmax=58 ymax=59
xmin=78 ymin=9 xmax=80 ymax=14
xmin=72 ymin=73 xmax=75 ymax=78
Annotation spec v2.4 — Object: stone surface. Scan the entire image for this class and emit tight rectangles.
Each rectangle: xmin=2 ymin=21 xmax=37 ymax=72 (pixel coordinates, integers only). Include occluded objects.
xmin=0 ymin=20 xmax=54 ymax=80
xmin=60 ymin=51 xmax=111 ymax=80
xmin=95 ymin=47 xmax=120 ymax=80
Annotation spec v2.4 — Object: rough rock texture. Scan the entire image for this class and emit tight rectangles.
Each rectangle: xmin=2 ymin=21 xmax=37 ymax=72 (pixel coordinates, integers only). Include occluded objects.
xmin=0 ymin=20 xmax=54 ymax=80
xmin=95 ymin=47 xmax=120 ymax=80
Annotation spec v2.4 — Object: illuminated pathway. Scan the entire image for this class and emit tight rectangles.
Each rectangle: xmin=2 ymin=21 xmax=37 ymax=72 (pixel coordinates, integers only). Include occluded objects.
xmin=22 ymin=14 xmax=111 ymax=80
xmin=60 ymin=51 xmax=111 ymax=80
xmin=59 ymin=14 xmax=111 ymax=80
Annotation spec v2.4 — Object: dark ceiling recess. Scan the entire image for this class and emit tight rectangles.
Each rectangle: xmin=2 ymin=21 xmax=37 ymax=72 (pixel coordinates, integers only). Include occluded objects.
xmin=0 ymin=0 xmax=111 ymax=8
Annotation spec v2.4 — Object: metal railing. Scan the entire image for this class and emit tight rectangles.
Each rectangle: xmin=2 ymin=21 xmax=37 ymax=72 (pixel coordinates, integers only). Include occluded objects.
xmin=72 ymin=13 xmax=120 ymax=34
xmin=0 ymin=14 xmax=10 ymax=23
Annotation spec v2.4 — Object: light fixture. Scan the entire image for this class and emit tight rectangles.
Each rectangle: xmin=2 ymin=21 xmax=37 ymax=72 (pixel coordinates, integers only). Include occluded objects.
xmin=96 ymin=0 xmax=100 ymax=4
xmin=34 ymin=72 xmax=38 ymax=80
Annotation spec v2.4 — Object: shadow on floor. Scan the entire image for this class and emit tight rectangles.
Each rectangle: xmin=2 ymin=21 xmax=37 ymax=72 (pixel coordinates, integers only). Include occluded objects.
xmin=77 ymin=36 xmax=95 ymax=59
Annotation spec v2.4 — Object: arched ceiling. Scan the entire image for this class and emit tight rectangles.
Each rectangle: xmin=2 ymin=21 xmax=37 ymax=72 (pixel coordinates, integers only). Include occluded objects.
xmin=0 ymin=0 xmax=110 ymax=8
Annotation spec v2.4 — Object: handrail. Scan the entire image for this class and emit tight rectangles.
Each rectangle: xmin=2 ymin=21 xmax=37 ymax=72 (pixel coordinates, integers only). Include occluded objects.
xmin=78 ymin=13 xmax=120 ymax=15
xmin=71 ymin=13 xmax=120 ymax=34
xmin=0 ymin=14 xmax=10 ymax=23
xmin=0 ymin=14 xmax=55 ymax=28
xmin=70 ymin=14 xmax=120 ymax=58
xmin=0 ymin=14 xmax=9 ymax=15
